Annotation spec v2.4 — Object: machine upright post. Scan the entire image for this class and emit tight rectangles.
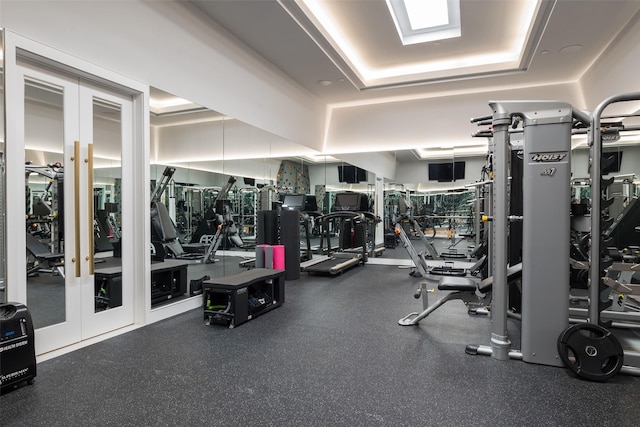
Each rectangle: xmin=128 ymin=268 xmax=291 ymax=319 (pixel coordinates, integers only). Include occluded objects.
xmin=589 ymin=92 xmax=640 ymax=324
xmin=488 ymin=104 xmax=512 ymax=360
xmin=474 ymin=186 xmax=481 ymax=249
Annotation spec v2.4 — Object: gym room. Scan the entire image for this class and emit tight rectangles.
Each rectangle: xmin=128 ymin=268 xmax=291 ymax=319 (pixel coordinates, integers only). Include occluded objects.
xmin=1 ymin=1 xmax=640 ymax=425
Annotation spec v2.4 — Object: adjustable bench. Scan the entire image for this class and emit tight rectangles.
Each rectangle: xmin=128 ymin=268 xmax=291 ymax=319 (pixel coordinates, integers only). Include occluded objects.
xmin=151 ymin=201 xmax=204 ymax=261
xmin=26 ymin=233 xmax=65 ymax=278
xmin=399 ymin=263 xmax=522 ymax=326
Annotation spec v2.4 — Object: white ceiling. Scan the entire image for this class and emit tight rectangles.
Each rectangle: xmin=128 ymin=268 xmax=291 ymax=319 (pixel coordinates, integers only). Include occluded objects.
xmin=147 ymin=0 xmax=640 ymax=170
xmin=190 ymin=0 xmax=640 ymax=103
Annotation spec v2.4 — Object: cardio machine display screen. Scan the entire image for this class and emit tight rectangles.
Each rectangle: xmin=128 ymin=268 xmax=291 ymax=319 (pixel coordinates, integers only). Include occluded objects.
xmin=282 ymin=195 xmax=305 ymax=210
xmin=0 ymin=319 xmax=25 ymax=343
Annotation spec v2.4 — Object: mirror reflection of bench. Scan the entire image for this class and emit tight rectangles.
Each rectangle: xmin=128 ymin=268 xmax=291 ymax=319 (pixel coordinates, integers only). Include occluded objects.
xmin=26 ymin=233 xmax=65 ymax=278
xmin=94 ymin=259 xmax=188 ymax=309
xmin=203 ymin=268 xmax=285 ymax=328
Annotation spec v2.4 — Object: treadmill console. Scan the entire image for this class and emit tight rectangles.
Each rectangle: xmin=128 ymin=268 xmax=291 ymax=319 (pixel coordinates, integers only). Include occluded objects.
xmin=282 ymin=194 xmax=306 ymax=211
xmin=333 ymin=192 xmax=369 ymax=212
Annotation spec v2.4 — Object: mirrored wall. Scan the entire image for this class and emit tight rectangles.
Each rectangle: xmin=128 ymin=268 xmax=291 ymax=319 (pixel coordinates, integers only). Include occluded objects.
xmin=0 ymin=28 xmax=5 ymax=304
xmin=148 ymin=88 xmax=339 ymax=307
xmin=144 ymin=86 xmax=491 ymax=305
xmin=143 ymin=84 xmax=640 ymax=309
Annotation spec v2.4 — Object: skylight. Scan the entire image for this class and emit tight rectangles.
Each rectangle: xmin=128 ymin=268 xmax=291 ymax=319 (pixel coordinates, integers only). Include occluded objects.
xmin=386 ymin=0 xmax=461 ymax=45
xmin=405 ymin=0 xmax=449 ymax=30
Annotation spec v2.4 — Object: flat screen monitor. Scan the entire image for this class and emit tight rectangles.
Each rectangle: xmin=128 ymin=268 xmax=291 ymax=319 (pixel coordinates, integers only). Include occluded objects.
xmin=282 ymin=194 xmax=305 ymax=210
xmin=428 ymin=161 xmax=465 ymax=182
xmin=338 ymin=165 xmax=367 ymax=183
xmin=602 ymin=150 xmax=623 ymax=175
xmin=334 ymin=192 xmax=368 ymax=211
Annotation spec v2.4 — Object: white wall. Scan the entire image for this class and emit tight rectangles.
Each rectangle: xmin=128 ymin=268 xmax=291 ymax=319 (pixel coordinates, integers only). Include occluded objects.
xmin=325 ymin=82 xmax=583 ymax=157
xmin=153 ymin=118 xmax=320 ymax=165
xmin=572 ymin=145 xmax=640 ymax=180
xmin=0 ymin=0 xmax=324 ymax=151
xmin=337 ymin=151 xmax=396 ymax=182
xmin=580 ymin=13 xmax=640 ymax=113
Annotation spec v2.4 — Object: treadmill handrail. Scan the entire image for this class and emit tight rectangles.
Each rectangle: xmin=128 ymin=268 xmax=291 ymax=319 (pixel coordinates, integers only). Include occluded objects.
xmin=317 ymin=211 xmax=365 ymax=224
xmin=317 ymin=211 xmax=366 ymax=260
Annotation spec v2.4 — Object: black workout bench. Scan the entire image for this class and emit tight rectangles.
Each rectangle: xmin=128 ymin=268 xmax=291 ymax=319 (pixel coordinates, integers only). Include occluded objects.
xmin=26 ymin=233 xmax=65 ymax=278
xmin=203 ymin=268 xmax=285 ymax=328
xmin=399 ymin=263 xmax=522 ymax=326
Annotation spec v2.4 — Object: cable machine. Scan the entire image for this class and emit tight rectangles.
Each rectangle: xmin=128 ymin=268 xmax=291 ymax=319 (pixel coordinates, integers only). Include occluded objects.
xmin=467 ymin=98 xmax=640 ymax=381
xmin=468 ymin=100 xmax=584 ymax=365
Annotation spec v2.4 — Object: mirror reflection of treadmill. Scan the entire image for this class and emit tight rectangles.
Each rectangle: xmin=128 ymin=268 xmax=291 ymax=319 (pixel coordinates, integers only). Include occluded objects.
xmin=301 ymin=192 xmax=369 ymax=275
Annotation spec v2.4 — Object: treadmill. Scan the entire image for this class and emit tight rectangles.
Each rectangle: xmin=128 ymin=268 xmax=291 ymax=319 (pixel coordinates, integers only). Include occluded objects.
xmin=281 ymin=194 xmax=313 ymax=262
xmin=302 ymin=192 xmax=369 ymax=275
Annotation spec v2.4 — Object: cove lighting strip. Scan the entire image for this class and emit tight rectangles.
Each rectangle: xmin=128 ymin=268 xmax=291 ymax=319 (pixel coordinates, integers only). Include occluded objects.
xmin=298 ymin=0 xmax=540 ymax=86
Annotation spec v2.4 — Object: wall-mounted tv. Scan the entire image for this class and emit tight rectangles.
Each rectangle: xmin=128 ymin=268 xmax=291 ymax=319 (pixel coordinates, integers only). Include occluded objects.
xmin=428 ymin=161 xmax=465 ymax=182
xmin=338 ymin=165 xmax=367 ymax=183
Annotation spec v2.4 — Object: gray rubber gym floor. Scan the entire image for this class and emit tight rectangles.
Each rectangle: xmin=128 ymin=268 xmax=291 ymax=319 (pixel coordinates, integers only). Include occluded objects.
xmin=2 ymin=262 xmax=639 ymax=426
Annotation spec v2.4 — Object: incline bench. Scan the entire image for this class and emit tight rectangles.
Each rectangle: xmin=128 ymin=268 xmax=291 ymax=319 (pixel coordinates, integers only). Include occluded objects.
xmin=399 ymin=263 xmax=522 ymax=326
xmin=203 ymin=268 xmax=285 ymax=328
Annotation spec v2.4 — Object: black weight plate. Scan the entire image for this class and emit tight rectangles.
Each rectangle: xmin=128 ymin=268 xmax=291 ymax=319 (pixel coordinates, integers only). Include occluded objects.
xmin=557 ymin=323 xmax=624 ymax=382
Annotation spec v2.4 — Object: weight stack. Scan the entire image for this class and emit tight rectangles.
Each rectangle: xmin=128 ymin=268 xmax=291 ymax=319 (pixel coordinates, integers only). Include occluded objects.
xmin=0 ymin=302 xmax=37 ymax=390
xmin=598 ymin=167 xmax=616 ymax=321
xmin=257 ymin=210 xmax=279 ymax=245
xmin=280 ymin=209 xmax=301 ymax=280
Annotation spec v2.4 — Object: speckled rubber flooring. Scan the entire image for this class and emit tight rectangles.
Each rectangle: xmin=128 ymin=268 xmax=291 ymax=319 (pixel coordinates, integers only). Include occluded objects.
xmin=2 ymin=264 xmax=639 ymax=426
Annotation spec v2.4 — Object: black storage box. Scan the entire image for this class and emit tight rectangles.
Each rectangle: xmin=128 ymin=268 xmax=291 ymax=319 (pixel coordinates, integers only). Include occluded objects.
xmin=384 ymin=233 xmax=398 ymax=248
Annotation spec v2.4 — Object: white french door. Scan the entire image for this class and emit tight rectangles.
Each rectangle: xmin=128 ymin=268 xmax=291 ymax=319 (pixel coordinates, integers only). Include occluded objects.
xmin=18 ymin=61 xmax=134 ymax=355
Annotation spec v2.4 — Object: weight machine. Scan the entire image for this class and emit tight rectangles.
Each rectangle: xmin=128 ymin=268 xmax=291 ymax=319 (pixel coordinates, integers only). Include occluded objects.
xmin=467 ymin=98 xmax=640 ymax=381
xmin=151 ymin=167 xmax=238 ymax=263
xmin=395 ymin=196 xmax=470 ymax=261
xmin=467 ymin=100 xmax=581 ymax=367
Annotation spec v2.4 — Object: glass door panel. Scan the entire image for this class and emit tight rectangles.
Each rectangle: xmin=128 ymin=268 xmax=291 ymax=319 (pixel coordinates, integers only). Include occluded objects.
xmin=91 ymin=98 xmax=123 ymax=312
xmin=22 ymin=70 xmax=82 ymax=354
xmin=19 ymin=61 xmax=134 ymax=355
xmin=80 ymin=85 xmax=133 ymax=338
xmin=24 ymin=82 xmax=67 ymax=329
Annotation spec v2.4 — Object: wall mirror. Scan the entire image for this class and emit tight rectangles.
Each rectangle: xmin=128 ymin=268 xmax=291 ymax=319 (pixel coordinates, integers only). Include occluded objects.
xmin=148 ymin=88 xmax=335 ymax=308
xmin=0 ymin=28 xmax=5 ymax=304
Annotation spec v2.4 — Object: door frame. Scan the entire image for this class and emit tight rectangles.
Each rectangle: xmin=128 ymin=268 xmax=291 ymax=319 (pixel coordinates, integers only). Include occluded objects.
xmin=4 ymin=31 xmax=150 ymax=355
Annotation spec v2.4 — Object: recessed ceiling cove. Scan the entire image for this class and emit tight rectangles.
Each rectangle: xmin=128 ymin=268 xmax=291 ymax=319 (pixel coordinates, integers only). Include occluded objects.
xmin=283 ymin=0 xmax=550 ymax=90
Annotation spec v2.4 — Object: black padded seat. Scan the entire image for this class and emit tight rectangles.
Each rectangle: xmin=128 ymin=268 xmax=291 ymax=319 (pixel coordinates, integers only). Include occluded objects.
xmin=26 ymin=233 xmax=64 ymax=261
xmin=203 ymin=268 xmax=283 ymax=288
xmin=26 ymin=233 xmax=65 ymax=277
xmin=430 ymin=255 xmax=487 ymax=277
xmin=438 ymin=276 xmax=477 ymax=292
